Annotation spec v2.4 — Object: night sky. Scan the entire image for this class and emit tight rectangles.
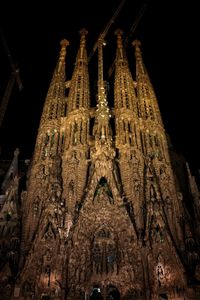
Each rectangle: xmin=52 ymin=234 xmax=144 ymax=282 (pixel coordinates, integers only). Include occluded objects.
xmin=0 ymin=0 xmax=199 ymax=175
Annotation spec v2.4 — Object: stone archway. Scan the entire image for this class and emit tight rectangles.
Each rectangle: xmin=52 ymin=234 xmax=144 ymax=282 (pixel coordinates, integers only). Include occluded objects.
xmin=90 ymin=285 xmax=103 ymax=300
xmin=106 ymin=284 xmax=120 ymax=300
xmin=159 ymin=294 xmax=168 ymax=300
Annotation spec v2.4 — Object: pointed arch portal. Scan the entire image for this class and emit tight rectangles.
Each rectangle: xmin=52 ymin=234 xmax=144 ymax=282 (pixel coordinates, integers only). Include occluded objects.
xmin=106 ymin=284 xmax=120 ymax=300
xmin=89 ymin=284 xmax=120 ymax=300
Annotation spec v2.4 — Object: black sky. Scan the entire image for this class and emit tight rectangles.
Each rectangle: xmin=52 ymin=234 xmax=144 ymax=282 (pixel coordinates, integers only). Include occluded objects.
xmin=0 ymin=0 xmax=199 ymax=174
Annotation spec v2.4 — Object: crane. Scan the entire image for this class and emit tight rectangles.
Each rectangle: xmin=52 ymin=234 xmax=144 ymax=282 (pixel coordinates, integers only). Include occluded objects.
xmin=65 ymin=0 xmax=127 ymax=90
xmin=88 ymin=0 xmax=127 ymax=62
xmin=108 ymin=0 xmax=150 ymax=78
xmin=0 ymin=29 xmax=23 ymax=129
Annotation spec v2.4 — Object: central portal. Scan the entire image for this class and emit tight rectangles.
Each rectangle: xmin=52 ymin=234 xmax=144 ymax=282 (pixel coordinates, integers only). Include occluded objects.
xmin=89 ymin=284 xmax=120 ymax=300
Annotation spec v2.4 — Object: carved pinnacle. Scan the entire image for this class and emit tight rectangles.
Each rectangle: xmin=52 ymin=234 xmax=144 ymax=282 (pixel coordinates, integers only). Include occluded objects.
xmin=132 ymin=39 xmax=141 ymax=48
xmin=115 ymin=29 xmax=123 ymax=49
xmin=60 ymin=39 xmax=69 ymax=48
xmin=79 ymin=28 xmax=88 ymax=36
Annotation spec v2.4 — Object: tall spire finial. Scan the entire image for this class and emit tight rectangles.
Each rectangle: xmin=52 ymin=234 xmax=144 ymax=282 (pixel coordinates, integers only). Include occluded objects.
xmin=132 ymin=39 xmax=164 ymax=125
xmin=67 ymin=29 xmax=90 ymax=113
xmin=114 ymin=28 xmax=137 ymax=112
xmin=115 ymin=29 xmax=123 ymax=49
xmin=58 ymin=39 xmax=69 ymax=72
xmin=79 ymin=28 xmax=88 ymax=46
xmin=78 ymin=28 xmax=88 ymax=60
xmin=132 ymin=39 xmax=142 ymax=60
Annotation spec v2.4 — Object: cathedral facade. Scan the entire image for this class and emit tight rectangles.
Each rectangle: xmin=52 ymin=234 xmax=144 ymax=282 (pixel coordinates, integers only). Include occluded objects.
xmin=0 ymin=29 xmax=200 ymax=300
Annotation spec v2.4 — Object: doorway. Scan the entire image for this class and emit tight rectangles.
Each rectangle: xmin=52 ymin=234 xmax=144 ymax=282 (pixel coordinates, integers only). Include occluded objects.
xmin=90 ymin=285 xmax=103 ymax=300
xmin=106 ymin=285 xmax=120 ymax=300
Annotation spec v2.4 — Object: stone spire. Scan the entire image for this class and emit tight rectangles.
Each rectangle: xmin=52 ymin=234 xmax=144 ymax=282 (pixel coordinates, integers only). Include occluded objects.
xmin=114 ymin=31 xmax=144 ymax=236
xmin=40 ymin=39 xmax=69 ymax=125
xmin=132 ymin=39 xmax=163 ymax=125
xmin=61 ymin=30 xmax=91 ymax=217
xmin=19 ymin=41 xmax=68 ymax=261
xmin=114 ymin=29 xmax=139 ymax=149
xmin=114 ymin=29 xmax=137 ymax=111
xmin=32 ymin=39 xmax=68 ymax=162
xmin=67 ymin=29 xmax=90 ymax=113
xmin=132 ymin=40 xmax=170 ymax=163
xmin=64 ymin=29 xmax=90 ymax=149
xmin=131 ymin=41 xmax=184 ymax=245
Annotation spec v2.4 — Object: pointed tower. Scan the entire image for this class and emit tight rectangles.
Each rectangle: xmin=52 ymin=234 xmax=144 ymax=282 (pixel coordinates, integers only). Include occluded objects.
xmin=61 ymin=29 xmax=90 ymax=223
xmin=19 ymin=39 xmax=68 ymax=276
xmin=114 ymin=30 xmax=144 ymax=237
xmin=132 ymin=39 xmax=184 ymax=246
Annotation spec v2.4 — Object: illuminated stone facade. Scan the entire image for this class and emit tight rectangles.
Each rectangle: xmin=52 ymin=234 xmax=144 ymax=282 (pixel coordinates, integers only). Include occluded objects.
xmin=1 ymin=29 xmax=200 ymax=299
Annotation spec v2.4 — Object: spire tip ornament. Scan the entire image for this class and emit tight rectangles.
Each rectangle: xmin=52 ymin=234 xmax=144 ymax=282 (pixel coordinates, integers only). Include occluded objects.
xmin=132 ymin=39 xmax=141 ymax=48
xmin=114 ymin=28 xmax=123 ymax=36
xmin=79 ymin=28 xmax=88 ymax=36
xmin=60 ymin=39 xmax=69 ymax=48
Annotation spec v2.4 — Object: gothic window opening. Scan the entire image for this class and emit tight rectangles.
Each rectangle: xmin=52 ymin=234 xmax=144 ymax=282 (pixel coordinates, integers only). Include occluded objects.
xmin=68 ymin=180 xmax=75 ymax=206
xmin=137 ymin=101 xmax=141 ymax=118
xmin=156 ymin=263 xmax=165 ymax=287
xmin=144 ymin=101 xmax=148 ymax=119
xmin=76 ymin=94 xmax=80 ymax=108
xmin=106 ymin=243 xmax=116 ymax=273
xmin=150 ymin=184 xmax=157 ymax=202
xmin=133 ymin=124 xmax=138 ymax=147
xmin=43 ymin=223 xmax=56 ymax=241
xmin=159 ymin=293 xmax=168 ymax=300
xmin=79 ymin=121 xmax=83 ymax=144
xmin=42 ymin=132 xmax=50 ymax=159
xmin=94 ymin=177 xmax=113 ymax=203
xmin=64 ymin=99 xmax=67 ymax=116
xmin=149 ymin=104 xmax=154 ymax=120
xmin=127 ymin=121 xmax=131 ymax=133
xmin=90 ymin=285 xmax=103 ymax=300
xmin=89 ymin=117 xmax=95 ymax=136
xmin=92 ymin=227 xmax=117 ymax=275
xmin=73 ymin=122 xmax=78 ymax=145
xmin=160 ymin=138 xmax=166 ymax=161
xmin=60 ymin=132 xmax=65 ymax=152
xmin=154 ymin=135 xmax=159 ymax=147
xmin=140 ymin=131 xmax=144 ymax=153
xmin=109 ymin=116 xmax=115 ymax=140
xmin=44 ymin=265 xmax=51 ymax=287
xmin=51 ymin=130 xmax=56 ymax=147
xmin=150 ymin=221 xmax=164 ymax=244
xmin=97 ymin=228 xmax=111 ymax=239
xmin=49 ymin=104 xmax=54 ymax=119
xmin=69 ymin=180 xmax=74 ymax=193
xmin=149 ymin=134 xmax=153 ymax=148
